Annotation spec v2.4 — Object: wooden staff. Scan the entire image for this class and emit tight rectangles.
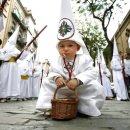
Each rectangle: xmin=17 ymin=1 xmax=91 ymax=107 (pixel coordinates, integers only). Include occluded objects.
xmin=16 ymin=25 xmax=47 ymax=60
xmin=40 ymin=69 xmax=44 ymax=87
xmin=99 ymin=63 xmax=103 ymax=85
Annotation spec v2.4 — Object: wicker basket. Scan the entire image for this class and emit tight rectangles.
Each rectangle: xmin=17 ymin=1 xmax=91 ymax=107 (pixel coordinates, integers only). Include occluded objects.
xmin=51 ymin=87 xmax=78 ymax=120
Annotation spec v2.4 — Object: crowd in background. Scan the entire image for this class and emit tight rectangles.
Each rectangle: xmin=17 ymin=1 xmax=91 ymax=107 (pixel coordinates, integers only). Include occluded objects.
xmin=97 ymin=50 xmax=130 ymax=101
xmin=0 ymin=45 xmax=50 ymax=103
xmin=0 ymin=44 xmax=129 ymax=104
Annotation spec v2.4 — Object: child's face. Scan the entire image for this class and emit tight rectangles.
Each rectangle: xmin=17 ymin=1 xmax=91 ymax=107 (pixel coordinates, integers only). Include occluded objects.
xmin=58 ymin=40 xmax=80 ymax=60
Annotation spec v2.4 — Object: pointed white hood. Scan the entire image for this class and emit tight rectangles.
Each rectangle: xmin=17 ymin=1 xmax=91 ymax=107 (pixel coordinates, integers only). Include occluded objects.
xmin=3 ymin=26 xmax=20 ymax=50
xmin=111 ymin=36 xmax=121 ymax=66
xmin=57 ymin=0 xmax=89 ymax=54
xmin=113 ymin=37 xmax=119 ymax=57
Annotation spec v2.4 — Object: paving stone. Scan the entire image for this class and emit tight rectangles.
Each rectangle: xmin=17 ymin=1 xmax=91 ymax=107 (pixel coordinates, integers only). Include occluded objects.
xmin=0 ymin=100 xmax=130 ymax=130
xmin=0 ymin=117 xmax=29 ymax=125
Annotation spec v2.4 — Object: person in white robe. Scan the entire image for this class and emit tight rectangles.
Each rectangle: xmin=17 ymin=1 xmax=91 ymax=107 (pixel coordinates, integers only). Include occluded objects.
xmin=100 ymin=66 xmax=114 ymax=99
xmin=42 ymin=59 xmax=50 ymax=77
xmin=99 ymin=52 xmax=113 ymax=99
xmin=27 ymin=54 xmax=35 ymax=99
xmin=17 ymin=60 xmax=29 ymax=100
xmin=0 ymin=26 xmax=21 ymax=102
xmin=31 ymin=62 xmax=42 ymax=98
xmin=17 ymin=50 xmax=32 ymax=100
xmin=110 ymin=37 xmax=129 ymax=101
xmin=123 ymin=52 xmax=130 ymax=96
xmin=36 ymin=0 xmax=105 ymax=117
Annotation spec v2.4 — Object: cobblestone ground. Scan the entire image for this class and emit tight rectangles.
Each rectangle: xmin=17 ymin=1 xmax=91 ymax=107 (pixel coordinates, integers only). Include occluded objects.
xmin=0 ymin=99 xmax=130 ymax=130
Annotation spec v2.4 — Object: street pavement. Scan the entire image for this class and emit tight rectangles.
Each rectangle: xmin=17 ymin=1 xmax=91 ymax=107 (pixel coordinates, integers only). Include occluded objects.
xmin=0 ymin=99 xmax=130 ymax=130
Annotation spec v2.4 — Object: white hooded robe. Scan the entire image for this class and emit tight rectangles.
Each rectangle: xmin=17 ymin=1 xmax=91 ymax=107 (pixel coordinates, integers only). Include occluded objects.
xmin=36 ymin=54 xmax=105 ymax=116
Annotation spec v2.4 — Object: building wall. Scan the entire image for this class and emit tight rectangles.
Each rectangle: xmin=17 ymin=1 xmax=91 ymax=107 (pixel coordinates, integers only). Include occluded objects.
xmin=26 ymin=14 xmax=36 ymax=43
xmin=115 ymin=10 xmax=130 ymax=55
xmin=0 ymin=0 xmax=37 ymax=51
xmin=0 ymin=0 xmax=13 ymax=47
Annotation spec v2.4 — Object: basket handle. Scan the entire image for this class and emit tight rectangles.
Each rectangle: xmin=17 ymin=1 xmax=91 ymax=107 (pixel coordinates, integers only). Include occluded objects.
xmin=53 ymin=86 xmax=78 ymax=100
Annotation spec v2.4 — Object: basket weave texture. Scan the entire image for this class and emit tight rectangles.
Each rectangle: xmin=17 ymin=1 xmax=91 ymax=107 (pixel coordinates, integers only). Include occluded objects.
xmin=51 ymin=87 xmax=78 ymax=120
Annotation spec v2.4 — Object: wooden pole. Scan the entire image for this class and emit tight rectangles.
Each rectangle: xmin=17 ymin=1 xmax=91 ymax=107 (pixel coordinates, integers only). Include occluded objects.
xmin=99 ymin=63 xmax=103 ymax=85
xmin=16 ymin=25 xmax=47 ymax=60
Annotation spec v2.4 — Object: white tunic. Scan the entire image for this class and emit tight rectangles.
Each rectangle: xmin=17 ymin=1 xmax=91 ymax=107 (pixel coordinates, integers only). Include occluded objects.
xmin=100 ymin=67 xmax=113 ymax=98
xmin=32 ymin=63 xmax=42 ymax=98
xmin=111 ymin=57 xmax=129 ymax=100
xmin=18 ymin=52 xmax=35 ymax=98
xmin=36 ymin=54 xmax=105 ymax=116
xmin=0 ymin=47 xmax=21 ymax=98
xmin=124 ymin=59 xmax=130 ymax=76
xmin=17 ymin=60 xmax=30 ymax=98
xmin=27 ymin=59 xmax=34 ymax=98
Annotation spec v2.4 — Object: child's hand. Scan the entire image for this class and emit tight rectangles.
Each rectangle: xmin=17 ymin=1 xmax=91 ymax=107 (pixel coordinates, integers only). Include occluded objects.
xmin=66 ymin=79 xmax=78 ymax=90
xmin=55 ymin=77 xmax=66 ymax=88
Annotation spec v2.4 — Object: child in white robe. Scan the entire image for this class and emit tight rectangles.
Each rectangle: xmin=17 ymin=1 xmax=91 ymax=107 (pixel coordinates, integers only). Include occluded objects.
xmin=36 ymin=40 xmax=105 ymax=116
xmin=36 ymin=0 xmax=105 ymax=117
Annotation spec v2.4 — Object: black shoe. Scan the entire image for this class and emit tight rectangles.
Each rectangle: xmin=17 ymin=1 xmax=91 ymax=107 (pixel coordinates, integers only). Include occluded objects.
xmin=6 ymin=98 xmax=11 ymax=102
xmin=106 ymin=97 xmax=113 ymax=100
xmin=120 ymin=99 xmax=129 ymax=101
xmin=77 ymin=112 xmax=91 ymax=118
xmin=0 ymin=98 xmax=7 ymax=103
xmin=112 ymin=95 xmax=116 ymax=98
